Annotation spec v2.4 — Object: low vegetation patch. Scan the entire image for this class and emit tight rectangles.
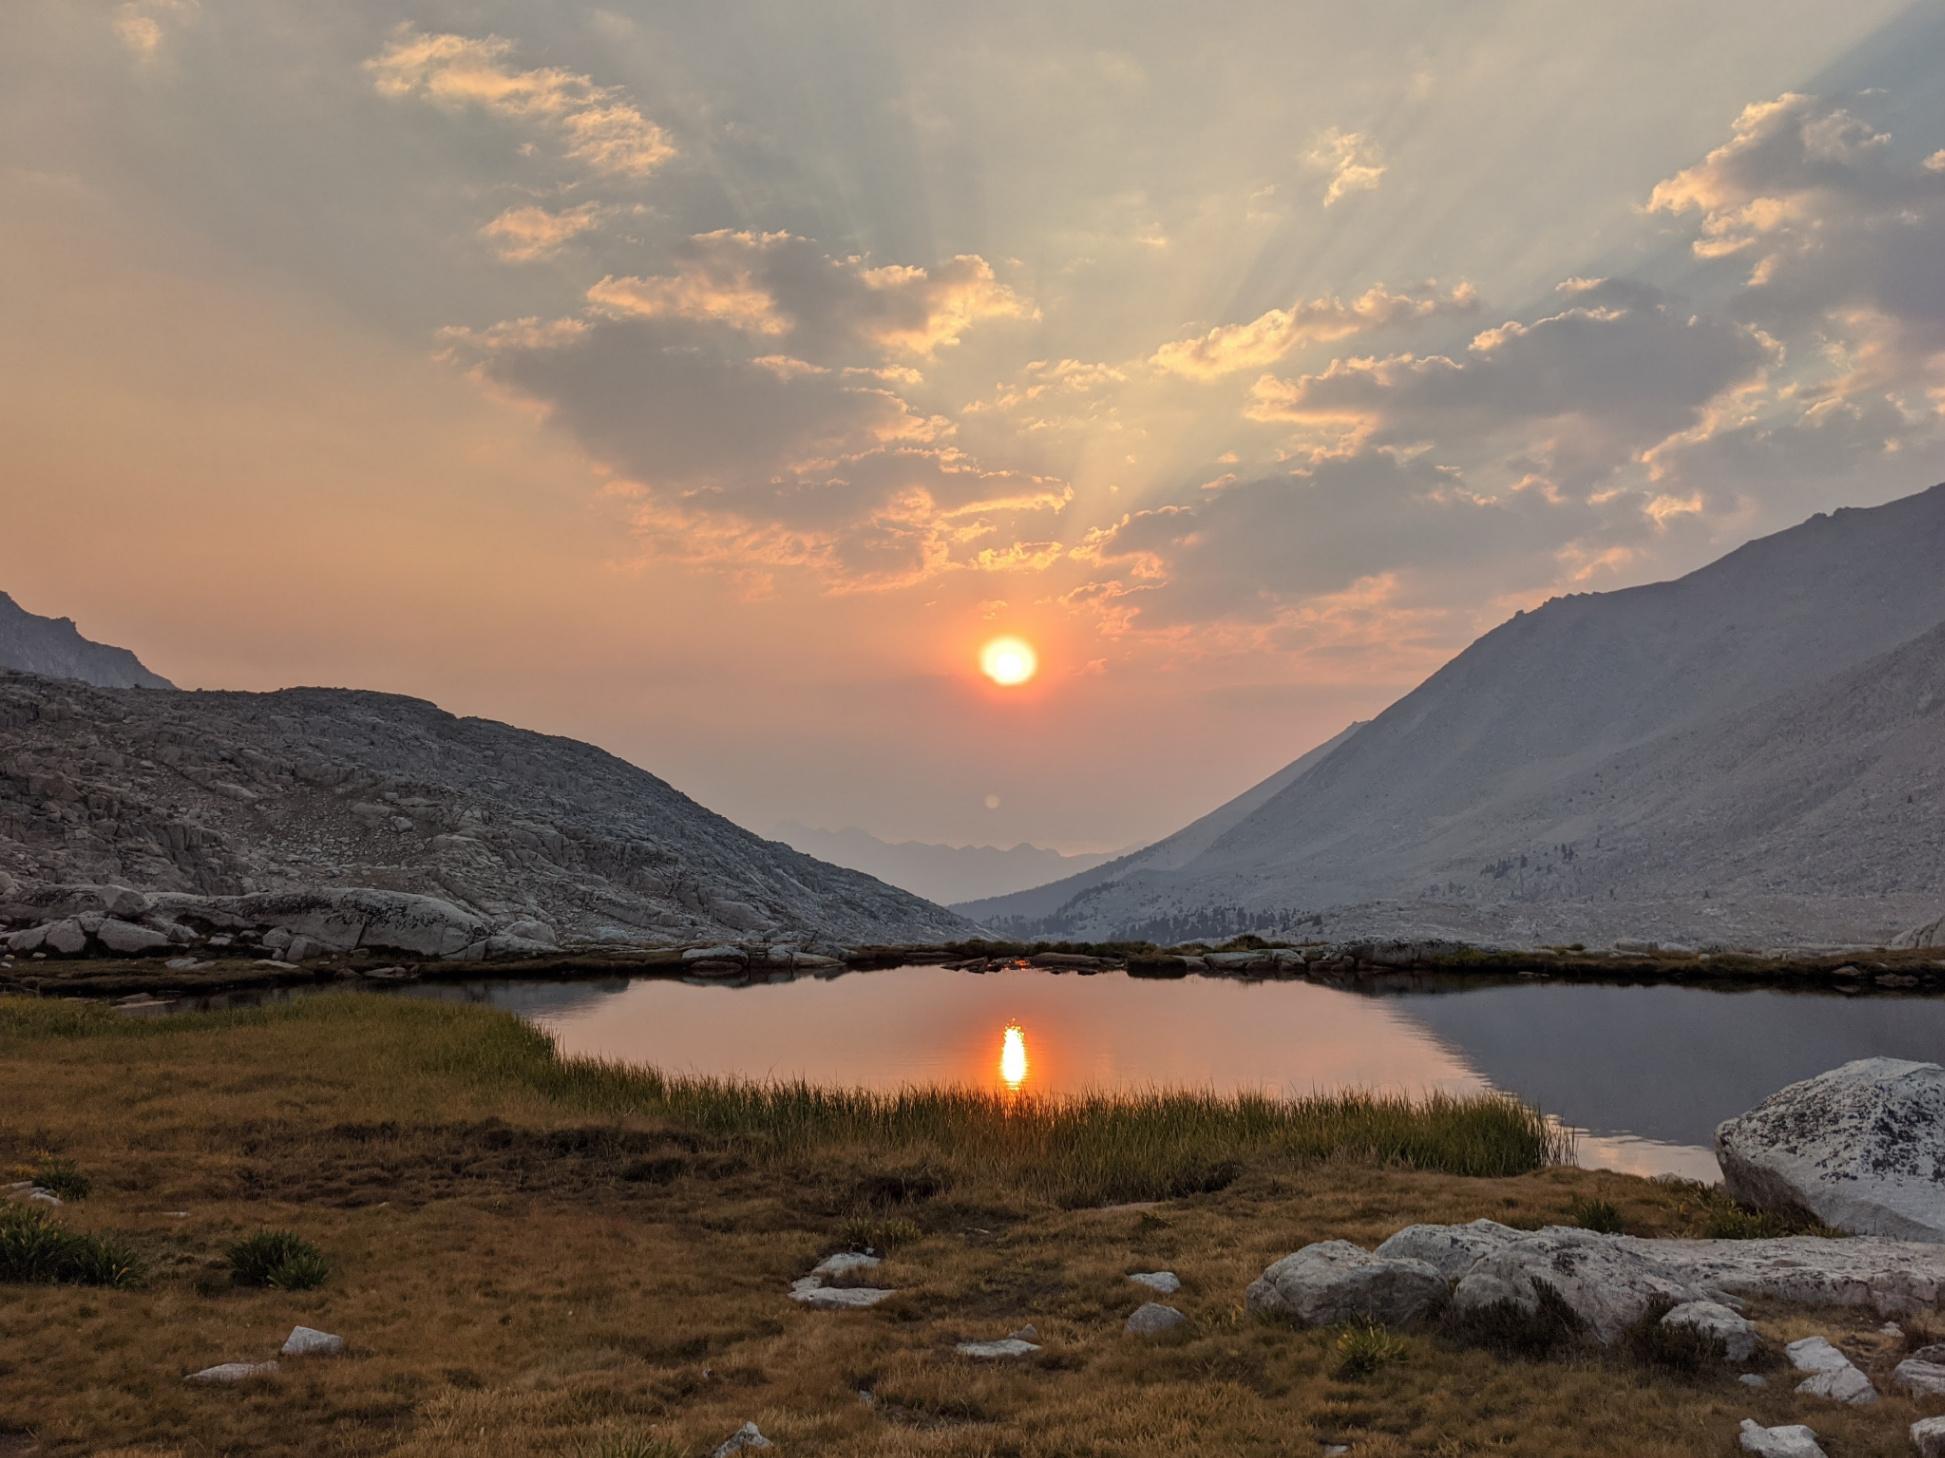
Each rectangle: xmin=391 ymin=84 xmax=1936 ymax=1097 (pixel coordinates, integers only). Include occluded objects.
xmin=227 ymin=1229 xmax=331 ymax=1290
xmin=1621 ymin=1298 xmax=1730 ymax=1375
xmin=1662 ymin=1178 xmax=1841 ymax=1239
xmin=29 ymin=1154 xmax=92 ymax=1201
xmin=1333 ymin=1319 xmax=1409 ymax=1379
xmin=1443 ymin=1281 xmax=1586 ymax=1360
xmin=1566 ymin=1194 xmax=1625 ymax=1234
xmin=0 ymin=1205 xmax=141 ymax=1287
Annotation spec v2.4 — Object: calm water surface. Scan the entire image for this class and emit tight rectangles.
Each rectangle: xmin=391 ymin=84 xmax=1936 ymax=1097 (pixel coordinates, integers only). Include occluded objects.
xmin=406 ymin=966 xmax=1945 ymax=1182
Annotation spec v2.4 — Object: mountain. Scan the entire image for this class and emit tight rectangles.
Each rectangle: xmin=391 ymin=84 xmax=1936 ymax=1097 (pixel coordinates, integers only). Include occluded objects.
xmin=0 ymin=675 xmax=969 ymax=948
xmin=953 ymin=721 xmax=1363 ymax=923
xmin=0 ymin=591 xmax=172 ymax=689
xmin=772 ymin=823 xmax=1120 ymax=905
xmin=969 ymin=483 xmax=1945 ymax=947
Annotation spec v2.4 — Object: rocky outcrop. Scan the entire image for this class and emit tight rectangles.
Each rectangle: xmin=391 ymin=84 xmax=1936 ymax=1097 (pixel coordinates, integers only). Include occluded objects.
xmin=1717 ymin=1059 xmax=1945 ymax=1242
xmin=0 ymin=592 xmax=172 ymax=689
xmin=1250 ymin=1220 xmax=1945 ymax=1345
xmin=1895 ymin=914 xmax=1945 ymax=949
xmin=1737 ymin=1421 xmax=1826 ymax=1458
xmin=0 ymin=675 xmax=970 ymax=948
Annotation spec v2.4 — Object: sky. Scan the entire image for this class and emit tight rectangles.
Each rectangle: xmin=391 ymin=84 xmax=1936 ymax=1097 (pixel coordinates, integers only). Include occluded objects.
xmin=5 ymin=2 xmax=1945 ymax=854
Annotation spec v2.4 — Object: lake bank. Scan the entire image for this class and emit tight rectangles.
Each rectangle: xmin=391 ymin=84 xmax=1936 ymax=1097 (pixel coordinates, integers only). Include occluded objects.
xmin=3 ymin=992 xmax=1933 ymax=1457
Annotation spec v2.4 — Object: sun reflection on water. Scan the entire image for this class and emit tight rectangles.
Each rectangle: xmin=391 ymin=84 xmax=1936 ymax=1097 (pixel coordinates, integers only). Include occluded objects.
xmin=999 ymin=1022 xmax=1029 ymax=1090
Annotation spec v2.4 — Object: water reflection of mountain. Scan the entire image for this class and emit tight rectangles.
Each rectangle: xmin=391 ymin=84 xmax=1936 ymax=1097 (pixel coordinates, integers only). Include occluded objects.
xmin=1376 ymin=982 xmax=1945 ymax=1149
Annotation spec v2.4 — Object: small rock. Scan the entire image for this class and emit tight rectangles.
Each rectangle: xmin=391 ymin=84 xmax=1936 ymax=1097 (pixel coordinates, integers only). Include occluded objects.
xmin=1893 ymin=1358 xmax=1945 ymax=1399
xmin=1008 ymin=1324 xmax=1037 ymax=1341
xmin=1129 ymin=1270 xmax=1181 ymax=1295
xmin=712 ymin=1421 xmax=772 ymax=1456
xmin=1740 ymin=1373 xmax=1769 ymax=1388
xmin=1661 ymin=1300 xmax=1758 ymax=1362
xmin=956 ymin=1337 xmax=1040 ymax=1359
xmin=1124 ymin=1302 xmax=1187 ymax=1336
xmin=1914 ymin=1416 xmax=1945 ymax=1458
xmin=185 ymin=1361 xmax=280 ymax=1385
xmin=788 ymin=1277 xmax=891 ymax=1309
xmin=810 ymin=1251 xmax=881 ymax=1280
xmin=1786 ymin=1336 xmax=1878 ymax=1404
xmin=1737 ymin=1420 xmax=1826 ymax=1458
xmin=1912 ymin=1343 xmax=1945 ymax=1365
xmin=281 ymin=1326 xmax=345 ymax=1357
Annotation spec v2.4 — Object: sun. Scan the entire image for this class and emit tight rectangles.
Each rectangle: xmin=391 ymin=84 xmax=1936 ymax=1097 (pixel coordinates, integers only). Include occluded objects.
xmin=979 ymin=635 xmax=1038 ymax=687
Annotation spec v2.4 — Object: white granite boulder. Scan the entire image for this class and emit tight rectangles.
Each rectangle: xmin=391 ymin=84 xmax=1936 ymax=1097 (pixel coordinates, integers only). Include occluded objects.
xmin=1786 ymin=1336 xmax=1877 ymax=1405
xmin=1737 ymin=1420 xmax=1826 ymax=1458
xmin=1245 ymin=1240 xmax=1446 ymax=1328
xmin=1893 ymin=1356 xmax=1945 ymax=1399
xmin=1129 ymin=1270 xmax=1181 ymax=1295
xmin=281 ymin=1326 xmax=345 ymax=1357
xmin=185 ymin=1361 xmax=279 ymax=1385
xmin=956 ymin=1336 xmax=1040 ymax=1359
xmin=1914 ymin=1416 xmax=1945 ymax=1458
xmin=1717 ymin=1059 xmax=1945 ymax=1242
xmin=712 ymin=1421 xmax=772 ymax=1456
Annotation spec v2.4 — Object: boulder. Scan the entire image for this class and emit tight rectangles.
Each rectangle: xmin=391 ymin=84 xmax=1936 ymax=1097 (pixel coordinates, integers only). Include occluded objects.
xmin=501 ymin=918 xmax=558 ymax=947
xmin=281 ymin=1326 xmax=345 ymax=1357
xmin=1786 ymin=1337 xmax=1877 ymax=1405
xmin=1892 ymin=915 xmax=1944 ymax=950
xmin=1737 ymin=1421 xmax=1826 ymax=1458
xmin=1718 ymin=1059 xmax=1945 ymax=1242
xmin=809 ymin=1252 xmax=881 ymax=1280
xmin=712 ymin=1422 xmax=772 ymax=1456
xmin=1245 ymin=1240 xmax=1446 ymax=1328
xmin=1128 ymin=1271 xmax=1181 ymax=1296
xmin=96 ymin=917 xmax=167 ymax=955
xmin=1661 ymin=1300 xmax=1758 ymax=1362
xmin=684 ymin=944 xmax=749 ymax=965
xmin=1915 ymin=1417 xmax=1945 ymax=1458
xmin=1893 ymin=1357 xmax=1945 ymax=1399
xmin=1124 ymin=1302 xmax=1187 ymax=1336
xmin=956 ymin=1337 xmax=1040 ymax=1359
xmin=42 ymin=919 xmax=86 ymax=955
xmin=789 ymin=1277 xmax=891 ymax=1309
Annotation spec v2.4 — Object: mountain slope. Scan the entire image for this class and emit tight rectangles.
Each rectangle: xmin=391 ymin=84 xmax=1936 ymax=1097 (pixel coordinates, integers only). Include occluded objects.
xmin=0 ymin=591 xmax=172 ymax=689
xmin=957 ymin=720 xmax=1363 ymax=924
xmin=991 ymin=483 xmax=1945 ymax=945
xmin=772 ymin=823 xmax=1119 ymax=905
xmin=0 ymin=675 xmax=969 ymax=947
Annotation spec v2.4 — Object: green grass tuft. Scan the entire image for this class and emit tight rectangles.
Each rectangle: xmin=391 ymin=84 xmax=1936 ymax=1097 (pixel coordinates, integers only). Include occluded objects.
xmin=228 ymin=1230 xmax=330 ymax=1290
xmin=1333 ymin=1320 xmax=1409 ymax=1379
xmin=1566 ymin=1195 xmax=1624 ymax=1234
xmin=0 ymin=1206 xmax=142 ymax=1287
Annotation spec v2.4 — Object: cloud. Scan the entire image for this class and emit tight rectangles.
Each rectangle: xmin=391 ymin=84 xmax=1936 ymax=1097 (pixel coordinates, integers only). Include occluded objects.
xmin=1072 ymin=450 xmax=1612 ymax=631
xmin=1151 ymin=281 xmax=1477 ymax=379
xmin=114 ymin=0 xmax=196 ymax=59
xmin=367 ymin=28 xmax=675 ymax=179
xmin=480 ymin=203 xmax=603 ymax=263
xmin=1247 ymin=278 xmax=1768 ymax=486
xmin=1305 ymin=128 xmax=1386 ymax=206
xmin=1647 ymin=91 xmax=1945 ymax=395
xmin=585 ymin=229 xmax=1035 ymax=359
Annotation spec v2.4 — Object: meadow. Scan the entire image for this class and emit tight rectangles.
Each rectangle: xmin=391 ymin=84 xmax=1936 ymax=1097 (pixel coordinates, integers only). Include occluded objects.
xmin=0 ymin=993 xmax=1927 ymax=1457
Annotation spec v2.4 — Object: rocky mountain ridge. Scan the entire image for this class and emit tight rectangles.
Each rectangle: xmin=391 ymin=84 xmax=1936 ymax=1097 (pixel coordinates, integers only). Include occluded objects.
xmin=0 ymin=591 xmax=172 ymax=689
xmin=774 ymin=822 xmax=1120 ymax=905
xmin=972 ymin=484 xmax=1945 ymax=947
xmin=0 ymin=674 xmax=970 ymax=949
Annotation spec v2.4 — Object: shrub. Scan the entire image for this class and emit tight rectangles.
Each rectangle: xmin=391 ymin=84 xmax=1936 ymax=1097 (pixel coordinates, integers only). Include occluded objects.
xmin=1333 ymin=1320 xmax=1408 ymax=1379
xmin=227 ymin=1230 xmax=330 ymax=1290
xmin=1621 ymin=1297 xmax=1728 ymax=1374
xmin=1663 ymin=1179 xmax=1839 ymax=1240
xmin=1566 ymin=1195 xmax=1624 ymax=1234
xmin=0 ymin=1206 xmax=141 ymax=1287
xmin=30 ymin=1156 xmax=91 ymax=1202
xmin=1444 ymin=1280 xmax=1584 ymax=1360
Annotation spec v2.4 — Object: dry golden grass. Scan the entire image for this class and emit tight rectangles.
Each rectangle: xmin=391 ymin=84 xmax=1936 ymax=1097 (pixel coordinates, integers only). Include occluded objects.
xmin=0 ymin=994 xmax=1935 ymax=1457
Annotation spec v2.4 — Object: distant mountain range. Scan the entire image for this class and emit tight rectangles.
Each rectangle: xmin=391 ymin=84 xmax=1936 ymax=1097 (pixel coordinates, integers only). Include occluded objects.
xmin=0 ymin=591 xmax=172 ymax=689
xmin=968 ymin=483 xmax=1945 ymax=949
xmin=773 ymin=822 xmax=1121 ymax=906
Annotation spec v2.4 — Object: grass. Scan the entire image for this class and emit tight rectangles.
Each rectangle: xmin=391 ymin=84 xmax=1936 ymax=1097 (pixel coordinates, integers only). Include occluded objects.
xmin=1334 ymin=1319 xmax=1409 ymax=1378
xmin=29 ymin=1155 xmax=91 ymax=1201
xmin=1660 ymin=1178 xmax=1843 ymax=1240
xmin=0 ymin=1205 xmax=142 ymax=1287
xmin=0 ymin=990 xmax=1919 ymax=1458
xmin=227 ymin=1229 xmax=331 ymax=1290
xmin=1567 ymin=1194 xmax=1625 ymax=1234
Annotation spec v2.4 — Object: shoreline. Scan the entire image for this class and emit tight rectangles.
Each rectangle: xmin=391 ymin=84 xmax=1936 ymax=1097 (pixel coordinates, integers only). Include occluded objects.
xmin=6 ymin=935 xmax=1942 ymax=1002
